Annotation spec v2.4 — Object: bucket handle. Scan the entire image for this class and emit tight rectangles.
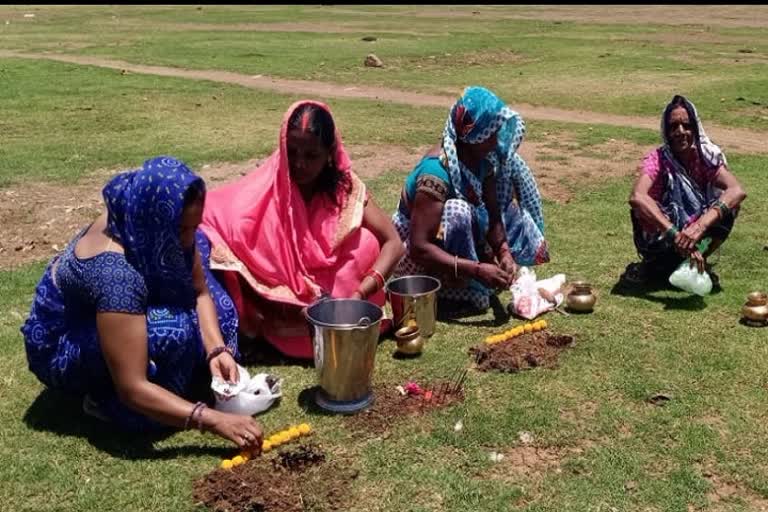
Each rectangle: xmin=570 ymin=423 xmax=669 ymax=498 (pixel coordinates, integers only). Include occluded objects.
xmin=357 ymin=316 xmax=372 ymax=328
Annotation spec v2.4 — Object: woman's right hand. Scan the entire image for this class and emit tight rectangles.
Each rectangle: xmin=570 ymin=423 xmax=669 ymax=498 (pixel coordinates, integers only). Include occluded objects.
xmin=476 ymin=262 xmax=511 ymax=289
xmin=673 ymin=227 xmax=699 ymax=256
xmin=205 ymin=409 xmax=264 ymax=452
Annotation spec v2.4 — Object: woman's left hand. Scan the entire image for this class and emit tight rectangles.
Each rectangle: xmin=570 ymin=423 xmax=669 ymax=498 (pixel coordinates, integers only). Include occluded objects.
xmin=351 ymin=290 xmax=364 ymax=300
xmin=210 ymin=351 xmax=239 ymax=385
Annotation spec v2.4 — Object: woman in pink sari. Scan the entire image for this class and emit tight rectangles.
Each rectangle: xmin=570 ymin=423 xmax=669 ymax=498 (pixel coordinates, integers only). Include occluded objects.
xmin=200 ymin=100 xmax=405 ymax=359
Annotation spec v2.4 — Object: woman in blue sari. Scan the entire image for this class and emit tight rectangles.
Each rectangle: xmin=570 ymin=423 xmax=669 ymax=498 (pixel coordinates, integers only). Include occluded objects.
xmin=623 ymin=95 xmax=746 ymax=286
xmin=21 ymin=157 xmax=263 ymax=450
xmin=393 ymin=86 xmax=549 ymax=312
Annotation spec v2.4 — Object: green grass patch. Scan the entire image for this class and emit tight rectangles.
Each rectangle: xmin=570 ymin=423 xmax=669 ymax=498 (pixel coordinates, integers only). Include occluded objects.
xmin=3 ymin=152 xmax=767 ymax=511
xmin=3 ymin=6 xmax=767 ymax=131
xmin=3 ymin=7 xmax=768 ymax=510
xmin=0 ymin=57 xmax=664 ymax=189
xmin=0 ymin=57 xmax=444 ymax=187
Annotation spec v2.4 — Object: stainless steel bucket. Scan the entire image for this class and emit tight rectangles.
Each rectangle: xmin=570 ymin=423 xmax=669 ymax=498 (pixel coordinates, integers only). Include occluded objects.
xmin=386 ymin=275 xmax=441 ymax=338
xmin=305 ymin=298 xmax=383 ymax=414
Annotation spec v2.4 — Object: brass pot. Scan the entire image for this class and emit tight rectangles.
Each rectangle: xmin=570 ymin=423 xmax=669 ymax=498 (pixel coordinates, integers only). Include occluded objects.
xmin=742 ymin=291 xmax=768 ymax=325
xmin=566 ymin=281 xmax=596 ymax=313
xmin=395 ymin=325 xmax=424 ymax=355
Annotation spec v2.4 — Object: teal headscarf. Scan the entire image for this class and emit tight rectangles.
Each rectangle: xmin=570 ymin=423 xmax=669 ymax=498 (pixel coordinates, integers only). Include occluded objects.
xmin=441 ymin=86 xmax=542 ymax=236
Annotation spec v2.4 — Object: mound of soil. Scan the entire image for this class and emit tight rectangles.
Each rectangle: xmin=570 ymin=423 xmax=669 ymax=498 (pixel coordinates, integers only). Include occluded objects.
xmin=347 ymin=381 xmax=465 ymax=434
xmin=193 ymin=443 xmax=355 ymax=512
xmin=469 ymin=331 xmax=574 ymax=373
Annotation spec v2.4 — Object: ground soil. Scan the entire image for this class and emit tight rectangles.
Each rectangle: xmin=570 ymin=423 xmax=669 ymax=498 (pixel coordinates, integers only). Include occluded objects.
xmin=193 ymin=443 xmax=357 ymax=512
xmin=0 ymin=135 xmax=640 ymax=269
xmin=0 ymin=144 xmax=428 ymax=270
xmin=469 ymin=331 xmax=575 ymax=373
xmin=694 ymin=461 xmax=768 ymax=511
xmin=346 ymin=380 xmax=465 ymax=435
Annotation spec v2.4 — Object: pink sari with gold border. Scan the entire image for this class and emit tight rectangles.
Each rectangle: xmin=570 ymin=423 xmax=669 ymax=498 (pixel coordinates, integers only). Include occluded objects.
xmin=200 ymin=100 xmax=384 ymax=358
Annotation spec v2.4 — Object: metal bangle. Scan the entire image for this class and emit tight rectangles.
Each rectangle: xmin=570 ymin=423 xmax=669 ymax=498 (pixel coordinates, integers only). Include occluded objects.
xmin=185 ymin=401 xmax=205 ymax=430
xmin=206 ymin=346 xmax=232 ymax=365
xmin=194 ymin=404 xmax=207 ymax=432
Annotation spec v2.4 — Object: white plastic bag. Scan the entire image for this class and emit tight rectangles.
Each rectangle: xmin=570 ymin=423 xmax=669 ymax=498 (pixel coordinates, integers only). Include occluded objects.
xmin=509 ymin=267 xmax=566 ymax=320
xmin=211 ymin=365 xmax=282 ymax=416
xmin=668 ymin=263 xmax=712 ymax=296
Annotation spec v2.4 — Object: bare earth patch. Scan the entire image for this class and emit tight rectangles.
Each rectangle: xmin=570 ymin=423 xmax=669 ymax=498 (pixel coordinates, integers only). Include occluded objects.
xmin=0 ymin=137 xmax=646 ymax=269
xmin=193 ymin=443 xmax=357 ymax=512
xmin=520 ymin=138 xmax=651 ymax=203
xmin=694 ymin=462 xmax=768 ymax=511
xmin=483 ymin=439 xmax=599 ymax=506
xmin=0 ymin=144 xmax=426 ymax=269
xmin=345 ymin=380 xmax=466 ymax=435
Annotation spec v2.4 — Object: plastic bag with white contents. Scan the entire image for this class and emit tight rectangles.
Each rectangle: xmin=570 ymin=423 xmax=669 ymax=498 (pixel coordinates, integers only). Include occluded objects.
xmin=509 ymin=267 xmax=566 ymax=320
xmin=668 ymin=237 xmax=713 ymax=296
xmin=211 ymin=365 xmax=282 ymax=416
xmin=668 ymin=263 xmax=712 ymax=296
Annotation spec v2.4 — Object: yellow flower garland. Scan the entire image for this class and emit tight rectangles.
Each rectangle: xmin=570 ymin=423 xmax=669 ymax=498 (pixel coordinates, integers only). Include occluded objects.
xmin=220 ymin=423 xmax=313 ymax=469
xmin=484 ymin=320 xmax=548 ymax=345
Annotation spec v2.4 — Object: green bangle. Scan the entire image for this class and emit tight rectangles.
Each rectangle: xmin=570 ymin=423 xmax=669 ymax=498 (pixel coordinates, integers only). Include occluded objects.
xmin=665 ymin=226 xmax=679 ymax=240
xmin=715 ymin=200 xmax=730 ymax=219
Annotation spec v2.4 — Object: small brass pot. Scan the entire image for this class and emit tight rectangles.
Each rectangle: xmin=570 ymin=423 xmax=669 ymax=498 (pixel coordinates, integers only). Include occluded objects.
xmin=566 ymin=281 xmax=596 ymax=313
xmin=395 ymin=325 xmax=424 ymax=355
xmin=742 ymin=291 xmax=768 ymax=326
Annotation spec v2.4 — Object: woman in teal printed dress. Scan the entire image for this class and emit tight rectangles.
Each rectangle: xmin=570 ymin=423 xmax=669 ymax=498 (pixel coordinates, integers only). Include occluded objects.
xmin=21 ymin=157 xmax=263 ymax=450
xmin=393 ymin=86 xmax=549 ymax=312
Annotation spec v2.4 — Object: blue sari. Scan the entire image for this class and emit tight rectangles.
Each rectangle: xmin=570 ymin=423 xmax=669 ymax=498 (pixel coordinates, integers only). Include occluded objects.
xmin=393 ymin=87 xmax=549 ymax=310
xmin=21 ymin=157 xmax=239 ymax=431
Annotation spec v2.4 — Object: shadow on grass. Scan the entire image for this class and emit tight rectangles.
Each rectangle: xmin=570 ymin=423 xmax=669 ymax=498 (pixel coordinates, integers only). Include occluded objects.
xmin=23 ymin=388 xmax=231 ymax=460
xmin=610 ymin=277 xmax=707 ymax=311
xmin=297 ymin=386 xmax=368 ymax=417
xmin=438 ymin=294 xmax=510 ymax=327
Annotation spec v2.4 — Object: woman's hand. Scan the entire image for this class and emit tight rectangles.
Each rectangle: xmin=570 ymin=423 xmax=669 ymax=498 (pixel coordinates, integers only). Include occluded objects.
xmin=674 ymin=227 xmax=697 ymax=255
xmin=677 ymin=221 xmax=706 ymax=254
xmin=205 ymin=409 xmax=263 ymax=452
xmin=476 ymin=263 xmax=511 ymax=290
xmin=209 ymin=351 xmax=239 ymax=385
xmin=498 ymin=252 xmax=519 ymax=284
xmin=688 ymin=250 xmax=706 ymax=274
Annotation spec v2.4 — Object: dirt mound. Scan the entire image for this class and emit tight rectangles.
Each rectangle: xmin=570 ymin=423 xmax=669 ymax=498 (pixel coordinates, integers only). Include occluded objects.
xmin=347 ymin=379 xmax=466 ymax=434
xmin=193 ymin=443 xmax=355 ymax=512
xmin=469 ymin=332 xmax=574 ymax=373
